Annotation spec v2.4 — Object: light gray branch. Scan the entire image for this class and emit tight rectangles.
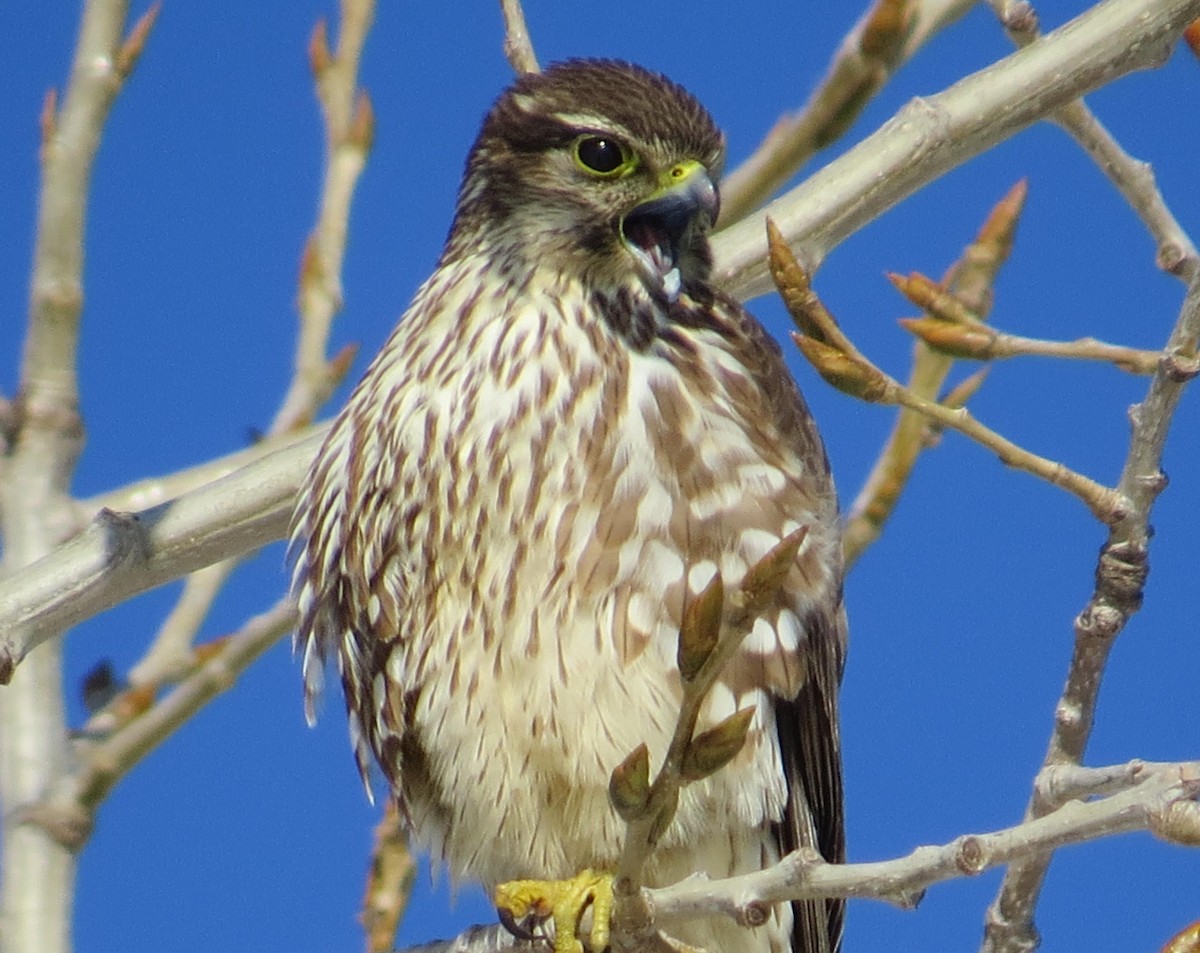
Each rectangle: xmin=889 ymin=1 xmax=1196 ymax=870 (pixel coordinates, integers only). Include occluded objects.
xmin=713 ymin=0 xmax=1200 ymax=300
xmin=391 ymin=761 xmax=1200 ymax=953
xmin=0 ymin=2 xmax=145 ymax=952
xmin=0 ymin=430 xmax=322 ymax=681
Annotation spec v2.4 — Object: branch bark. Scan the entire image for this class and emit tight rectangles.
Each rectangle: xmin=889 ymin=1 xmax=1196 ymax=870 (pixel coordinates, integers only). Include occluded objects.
xmin=393 ymin=760 xmax=1200 ymax=953
xmin=713 ymin=0 xmax=1200 ymax=300
xmin=0 ymin=3 xmax=151 ymax=952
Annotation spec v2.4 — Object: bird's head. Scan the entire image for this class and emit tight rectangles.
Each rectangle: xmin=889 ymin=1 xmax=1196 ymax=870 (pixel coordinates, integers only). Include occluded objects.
xmin=447 ymin=59 xmax=726 ymax=305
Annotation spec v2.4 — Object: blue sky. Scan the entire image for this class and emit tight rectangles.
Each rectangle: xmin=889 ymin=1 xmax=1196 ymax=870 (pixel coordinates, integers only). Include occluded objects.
xmin=2 ymin=2 xmax=1197 ymax=952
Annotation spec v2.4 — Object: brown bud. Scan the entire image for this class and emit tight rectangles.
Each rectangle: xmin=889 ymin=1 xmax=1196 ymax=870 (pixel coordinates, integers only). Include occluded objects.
xmin=738 ymin=527 xmax=807 ymax=619
xmin=1151 ymin=800 xmax=1200 ymax=848
xmin=889 ymin=272 xmax=979 ymax=325
xmin=350 ymin=91 xmax=375 ymax=151
xmin=309 ymin=19 xmax=332 ymax=77
xmin=974 ymin=180 xmax=1028 ymax=265
xmin=767 ymin=220 xmax=829 ymax=344
xmin=898 ymin=317 xmax=996 ymax=360
xmin=116 ymin=2 xmax=161 ymax=78
xmin=940 ymin=368 xmax=989 ymax=410
xmin=860 ymin=0 xmax=911 ymax=65
xmin=681 ymin=707 xmax=755 ymax=781
xmin=1162 ymin=919 xmax=1200 ymax=953
xmin=608 ymin=744 xmax=651 ymax=821
xmin=39 ymin=89 xmax=58 ymax=156
xmin=678 ymin=571 xmax=723 ymax=682
xmin=792 ymin=334 xmax=891 ymax=402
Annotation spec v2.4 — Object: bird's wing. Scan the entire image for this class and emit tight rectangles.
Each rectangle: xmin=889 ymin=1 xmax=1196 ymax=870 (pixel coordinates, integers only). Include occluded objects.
xmin=713 ymin=290 xmax=847 ymax=953
xmin=774 ymin=601 xmax=846 ymax=953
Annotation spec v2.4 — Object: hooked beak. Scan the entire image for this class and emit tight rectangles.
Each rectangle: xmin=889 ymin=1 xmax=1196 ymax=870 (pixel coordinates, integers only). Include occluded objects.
xmin=621 ymin=160 xmax=719 ymax=303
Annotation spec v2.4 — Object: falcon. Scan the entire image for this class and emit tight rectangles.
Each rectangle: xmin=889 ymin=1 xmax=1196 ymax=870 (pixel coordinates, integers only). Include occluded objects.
xmin=291 ymin=59 xmax=846 ymax=953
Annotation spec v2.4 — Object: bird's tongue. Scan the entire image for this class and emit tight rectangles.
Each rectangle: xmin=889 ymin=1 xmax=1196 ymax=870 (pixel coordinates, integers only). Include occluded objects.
xmin=624 ymin=216 xmax=675 ymax=278
xmin=624 ymin=214 xmax=682 ymax=300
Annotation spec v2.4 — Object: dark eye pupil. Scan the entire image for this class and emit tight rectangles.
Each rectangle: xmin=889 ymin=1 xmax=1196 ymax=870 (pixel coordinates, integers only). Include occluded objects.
xmin=577 ymin=137 xmax=623 ymax=173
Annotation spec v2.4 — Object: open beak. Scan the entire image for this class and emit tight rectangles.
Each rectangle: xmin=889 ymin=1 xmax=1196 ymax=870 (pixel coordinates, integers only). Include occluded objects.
xmin=621 ymin=160 xmax=719 ymax=304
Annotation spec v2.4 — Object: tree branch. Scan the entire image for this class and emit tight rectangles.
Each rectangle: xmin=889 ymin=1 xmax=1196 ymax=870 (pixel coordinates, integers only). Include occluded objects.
xmin=973 ymin=3 xmax=1200 ymax=945
xmin=23 ymin=598 xmax=296 ymax=851
xmin=0 ymin=430 xmax=321 ymax=681
xmin=0 ymin=3 xmax=153 ymax=952
xmin=984 ymin=227 xmax=1200 ymax=953
xmin=713 ymin=0 xmax=1200 ymax=301
xmin=719 ymin=0 xmax=975 ymax=226
xmin=398 ymin=760 xmax=1200 ymax=953
xmin=128 ymin=0 xmax=373 ymax=689
xmin=842 ymin=182 xmax=1024 ymax=567
xmin=645 ymin=761 xmax=1200 ymax=927
xmin=498 ymin=0 xmax=539 ymax=74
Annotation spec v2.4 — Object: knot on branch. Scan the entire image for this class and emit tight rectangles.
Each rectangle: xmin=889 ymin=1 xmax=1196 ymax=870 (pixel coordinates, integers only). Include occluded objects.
xmin=16 ymin=799 xmax=94 ymax=852
xmin=955 ymin=835 xmax=988 ymax=875
xmin=736 ymin=900 xmax=770 ymax=929
xmin=1163 ymin=349 xmax=1200 ymax=382
xmin=1092 ymin=539 xmax=1148 ymax=615
xmin=1151 ymin=799 xmax=1200 ymax=847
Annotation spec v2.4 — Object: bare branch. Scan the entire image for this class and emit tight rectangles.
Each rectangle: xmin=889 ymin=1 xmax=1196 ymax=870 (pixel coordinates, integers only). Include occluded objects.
xmin=0 ymin=1 xmax=153 ymax=951
xmin=843 ymin=182 xmax=1024 ymax=566
xmin=402 ymin=761 xmax=1200 ymax=953
xmin=984 ymin=0 xmax=1200 ymax=281
xmin=128 ymin=0 xmax=374 ymax=690
xmin=720 ymin=0 xmax=975 ymax=226
xmin=770 ymin=222 xmax=1123 ymax=523
xmin=498 ymin=0 xmax=539 ymax=74
xmin=984 ymin=254 xmax=1200 ymax=953
xmin=899 ymin=319 xmax=1160 ymax=374
xmin=645 ymin=761 xmax=1200 ymax=927
xmin=0 ymin=430 xmax=322 ymax=679
xmin=26 ymin=598 xmax=295 ymax=847
xmin=973 ymin=4 xmax=1200 ymax=945
xmin=282 ymin=0 xmax=376 ymax=434
xmin=713 ymin=0 xmax=1200 ymax=301
xmin=363 ymin=801 xmax=418 ymax=953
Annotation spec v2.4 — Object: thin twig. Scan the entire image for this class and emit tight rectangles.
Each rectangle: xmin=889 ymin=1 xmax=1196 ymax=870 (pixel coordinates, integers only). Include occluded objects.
xmin=127 ymin=0 xmax=374 ymax=690
xmin=1034 ymin=759 xmax=1182 ymax=808
xmin=498 ymin=0 xmax=539 ymax=74
xmin=362 ymin=801 xmax=418 ymax=953
xmin=768 ymin=221 xmax=1123 ymax=524
xmin=280 ymin=0 xmax=376 ymax=434
xmin=714 ymin=0 xmax=1200 ymax=301
xmin=644 ymin=761 xmax=1200 ymax=927
xmin=842 ymin=182 xmax=1024 ymax=566
xmin=720 ymin=0 xmax=979 ymax=226
xmin=24 ymin=598 xmax=296 ymax=851
xmin=984 ymin=0 xmax=1199 ymax=280
xmin=899 ymin=318 xmax=1160 ymax=374
xmin=975 ymin=3 xmax=1200 ymax=949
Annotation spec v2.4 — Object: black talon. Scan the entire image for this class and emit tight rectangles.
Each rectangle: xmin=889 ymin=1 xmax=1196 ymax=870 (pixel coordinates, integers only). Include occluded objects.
xmin=497 ymin=906 xmax=541 ymax=941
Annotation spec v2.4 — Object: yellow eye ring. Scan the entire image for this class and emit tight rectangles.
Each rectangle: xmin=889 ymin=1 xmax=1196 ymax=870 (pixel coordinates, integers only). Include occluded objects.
xmin=574 ymin=136 xmax=631 ymax=176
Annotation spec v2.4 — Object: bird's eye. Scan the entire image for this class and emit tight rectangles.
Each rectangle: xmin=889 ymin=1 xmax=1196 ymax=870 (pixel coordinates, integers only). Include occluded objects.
xmin=574 ymin=136 xmax=629 ymax=176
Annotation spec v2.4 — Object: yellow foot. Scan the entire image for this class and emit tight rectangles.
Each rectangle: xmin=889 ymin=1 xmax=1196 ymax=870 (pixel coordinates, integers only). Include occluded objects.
xmin=495 ymin=869 xmax=614 ymax=953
